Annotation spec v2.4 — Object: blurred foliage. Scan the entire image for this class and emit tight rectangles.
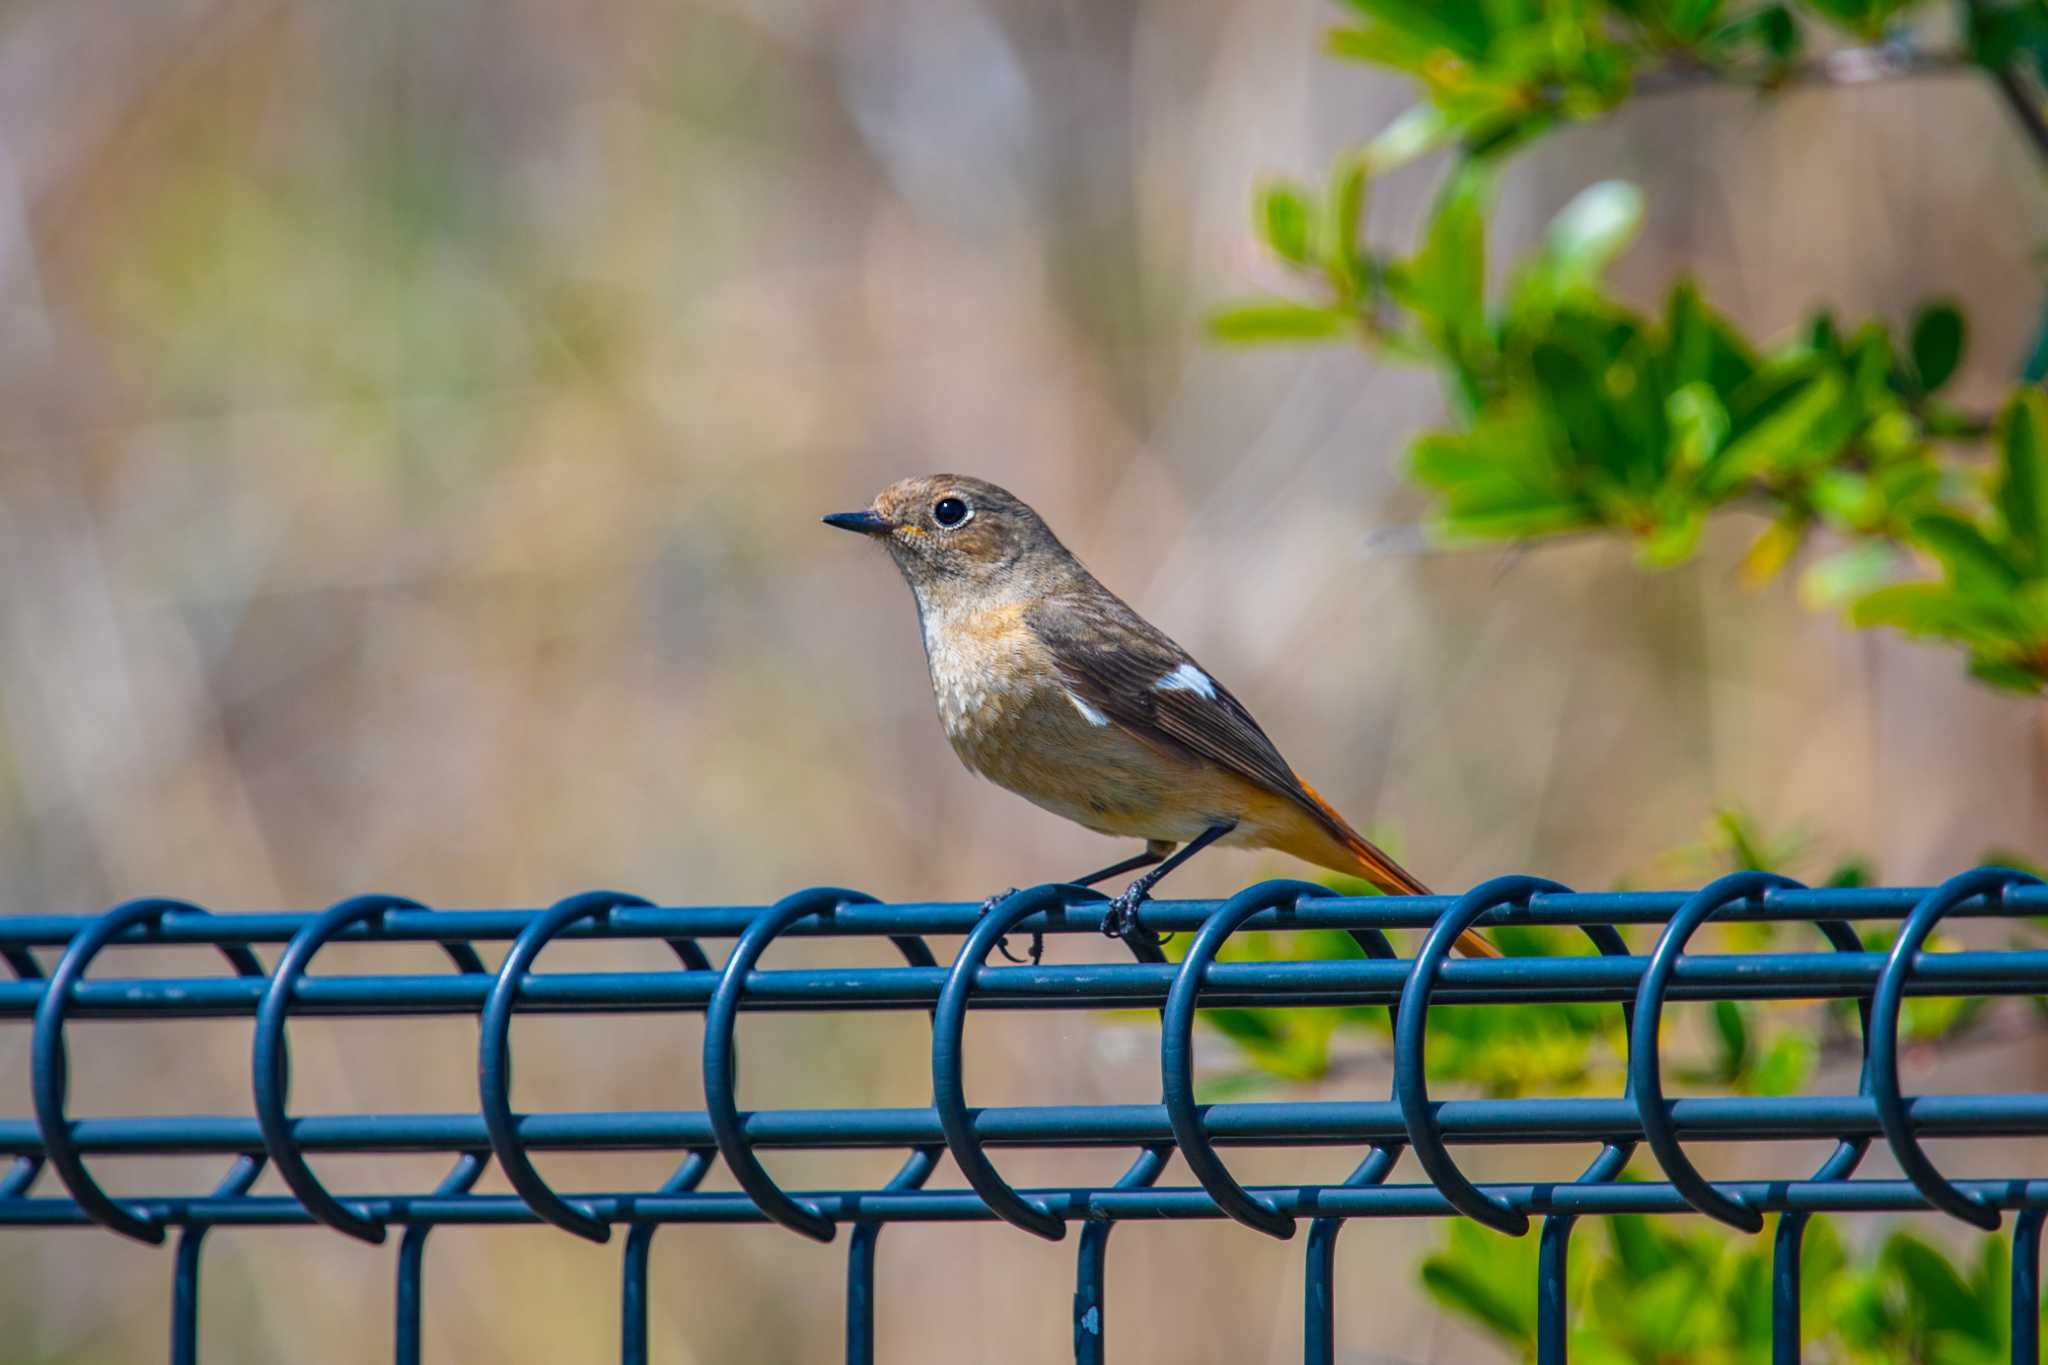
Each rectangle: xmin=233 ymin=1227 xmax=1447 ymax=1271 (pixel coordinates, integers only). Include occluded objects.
xmin=1424 ymin=1211 xmax=2048 ymax=1363
xmin=1188 ymin=806 xmax=2044 ymax=1357
xmin=1214 ymin=0 xmax=2048 ymax=693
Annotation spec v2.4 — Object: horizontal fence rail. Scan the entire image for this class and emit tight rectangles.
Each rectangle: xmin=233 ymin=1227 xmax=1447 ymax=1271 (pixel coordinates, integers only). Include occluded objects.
xmin=0 ymin=868 xmax=2045 ymax=1362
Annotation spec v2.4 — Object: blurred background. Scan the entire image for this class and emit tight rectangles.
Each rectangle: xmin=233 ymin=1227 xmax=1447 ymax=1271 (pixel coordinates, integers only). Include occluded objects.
xmin=1 ymin=0 xmax=2044 ymax=1360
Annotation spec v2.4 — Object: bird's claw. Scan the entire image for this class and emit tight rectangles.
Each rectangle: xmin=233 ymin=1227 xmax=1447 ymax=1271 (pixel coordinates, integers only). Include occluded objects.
xmin=1101 ymin=887 xmax=1156 ymax=945
xmin=978 ymin=888 xmax=1043 ymax=967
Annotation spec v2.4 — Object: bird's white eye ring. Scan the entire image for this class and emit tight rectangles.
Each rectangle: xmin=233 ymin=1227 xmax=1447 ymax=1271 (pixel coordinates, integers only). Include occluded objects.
xmin=932 ymin=496 xmax=972 ymax=529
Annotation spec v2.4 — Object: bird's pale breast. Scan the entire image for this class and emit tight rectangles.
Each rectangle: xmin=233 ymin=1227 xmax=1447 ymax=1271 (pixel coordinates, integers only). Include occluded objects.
xmin=916 ymin=599 xmax=1247 ymax=842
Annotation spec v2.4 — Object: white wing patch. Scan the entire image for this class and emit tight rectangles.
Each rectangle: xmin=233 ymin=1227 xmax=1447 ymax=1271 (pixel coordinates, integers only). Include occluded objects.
xmin=1156 ymin=662 xmax=1216 ymax=699
xmin=1066 ymin=689 xmax=1111 ymax=727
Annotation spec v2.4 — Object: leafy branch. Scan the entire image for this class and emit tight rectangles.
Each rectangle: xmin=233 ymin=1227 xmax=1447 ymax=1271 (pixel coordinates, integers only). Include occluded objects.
xmin=1212 ymin=0 xmax=2048 ymax=694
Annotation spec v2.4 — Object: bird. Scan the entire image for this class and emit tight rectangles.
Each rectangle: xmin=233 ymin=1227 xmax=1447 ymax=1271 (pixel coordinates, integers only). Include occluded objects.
xmin=823 ymin=474 xmax=1498 ymax=961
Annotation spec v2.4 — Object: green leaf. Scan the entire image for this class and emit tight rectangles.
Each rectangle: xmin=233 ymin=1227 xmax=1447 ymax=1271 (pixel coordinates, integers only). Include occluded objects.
xmin=1703 ymin=372 xmax=1851 ymax=495
xmin=1966 ymin=657 xmax=2047 ymax=693
xmin=1607 ymin=1213 xmax=1671 ymax=1281
xmin=1910 ymin=513 xmax=2022 ymax=592
xmin=1998 ymin=389 xmax=2048 ymax=571
xmin=1667 ymin=383 xmax=1730 ymax=471
xmin=1663 ymin=0 xmax=1726 ymax=42
xmin=1420 ymin=1222 xmax=1536 ymax=1343
xmin=1340 ymin=0 xmax=1493 ymax=62
xmin=1638 ymin=506 xmax=1706 ymax=567
xmin=1968 ymin=0 xmax=2048 ymax=68
xmin=1320 ymin=153 xmax=1371 ymax=293
xmin=1708 ymin=999 xmax=1749 ymax=1076
xmin=1808 ymin=468 xmax=1882 ymax=531
xmin=1845 ymin=320 xmax=1896 ymax=405
xmin=1800 ymin=1214 xmax=1847 ymax=1288
xmin=1530 ymin=336 xmax=1631 ymax=479
xmin=1665 ymin=282 xmax=1757 ymax=397
xmin=1256 ymin=184 xmax=1315 ymax=266
xmin=1361 ymin=104 xmax=1452 ymax=171
xmin=1883 ymin=1233 xmax=1991 ymax=1341
xmin=1909 ymin=302 xmax=1966 ymax=392
xmin=1825 ymin=856 xmax=1875 ymax=887
xmin=1974 ymin=1237 xmax=2010 ymax=1347
xmin=1325 ymin=23 xmax=1439 ymax=72
xmin=1202 ymin=1007 xmax=1283 ymax=1047
xmin=1714 ymin=3 xmax=1802 ymax=62
xmin=1737 ymin=514 xmax=1804 ymax=589
xmin=1397 ymin=160 xmax=1493 ymax=330
xmin=1851 ymin=583 xmax=2025 ymax=649
xmin=1520 ymin=181 xmax=1644 ymax=304
xmin=1747 ymin=1032 xmax=1816 ymax=1095
xmin=1807 ymin=311 xmax=1841 ymax=356
xmin=1799 ymin=543 xmax=1897 ymax=611
xmin=1206 ymin=301 xmax=1347 ymax=344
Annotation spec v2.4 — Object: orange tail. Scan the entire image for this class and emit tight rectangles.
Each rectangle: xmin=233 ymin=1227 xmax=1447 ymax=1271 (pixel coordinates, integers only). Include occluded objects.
xmin=1271 ymin=780 xmax=1502 ymax=960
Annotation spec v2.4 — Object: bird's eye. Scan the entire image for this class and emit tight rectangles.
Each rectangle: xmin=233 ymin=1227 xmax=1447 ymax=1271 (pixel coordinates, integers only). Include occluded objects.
xmin=932 ymin=496 xmax=971 ymax=529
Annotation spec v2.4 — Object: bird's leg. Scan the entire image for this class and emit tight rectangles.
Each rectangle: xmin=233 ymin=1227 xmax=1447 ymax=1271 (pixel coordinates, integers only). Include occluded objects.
xmin=980 ymin=841 xmax=1176 ymax=966
xmin=1103 ymin=822 xmax=1236 ymax=943
xmin=1071 ymin=841 xmax=1175 ymax=888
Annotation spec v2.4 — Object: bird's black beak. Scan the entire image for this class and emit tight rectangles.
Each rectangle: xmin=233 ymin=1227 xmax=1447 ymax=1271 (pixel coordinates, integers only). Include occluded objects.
xmin=823 ymin=510 xmax=893 ymax=536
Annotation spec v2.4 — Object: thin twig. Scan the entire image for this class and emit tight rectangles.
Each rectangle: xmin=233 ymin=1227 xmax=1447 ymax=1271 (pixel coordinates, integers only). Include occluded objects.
xmin=1988 ymin=62 xmax=2048 ymax=161
xmin=1964 ymin=0 xmax=2048 ymax=162
xmin=1635 ymin=44 xmax=1976 ymax=97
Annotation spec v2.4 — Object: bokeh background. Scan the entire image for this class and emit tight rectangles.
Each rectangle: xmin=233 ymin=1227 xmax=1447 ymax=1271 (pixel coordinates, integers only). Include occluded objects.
xmin=1 ymin=0 xmax=2045 ymax=1361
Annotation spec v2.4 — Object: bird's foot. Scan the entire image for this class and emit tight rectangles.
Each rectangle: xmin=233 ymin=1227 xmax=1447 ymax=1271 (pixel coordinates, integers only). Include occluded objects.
xmin=1101 ymin=885 xmax=1158 ymax=945
xmin=978 ymin=888 xmax=1043 ymax=967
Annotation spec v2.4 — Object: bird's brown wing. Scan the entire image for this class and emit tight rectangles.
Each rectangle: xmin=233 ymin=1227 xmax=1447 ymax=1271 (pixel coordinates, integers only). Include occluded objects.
xmin=1023 ymin=592 xmax=1316 ymax=815
xmin=1024 ymin=592 xmax=1487 ymax=949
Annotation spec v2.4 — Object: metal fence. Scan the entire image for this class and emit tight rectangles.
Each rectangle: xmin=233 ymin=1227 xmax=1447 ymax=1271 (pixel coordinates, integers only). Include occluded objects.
xmin=2 ymin=867 xmax=2046 ymax=1363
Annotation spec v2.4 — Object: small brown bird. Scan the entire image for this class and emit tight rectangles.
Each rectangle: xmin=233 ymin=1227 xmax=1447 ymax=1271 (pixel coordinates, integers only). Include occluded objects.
xmin=825 ymin=475 xmax=1497 ymax=959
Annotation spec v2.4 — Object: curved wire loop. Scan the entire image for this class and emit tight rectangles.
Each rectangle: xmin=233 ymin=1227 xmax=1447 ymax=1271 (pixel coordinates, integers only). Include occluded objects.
xmin=705 ymin=886 xmax=878 ymax=1243
xmin=482 ymin=889 xmax=660 ymax=1243
xmin=172 ymin=1153 xmax=266 ymax=1365
xmin=1396 ymin=875 xmax=1564 ymax=1236
xmin=475 ymin=896 xmax=716 ymax=1268
xmin=933 ymin=883 xmax=1085 ymax=1241
xmin=1628 ymin=871 xmax=1807 ymax=1233
xmin=395 ymin=1149 xmax=490 ymax=1365
xmin=1162 ymin=879 xmax=1332 ymax=1240
xmin=1869 ymin=866 xmax=2039 ymax=1230
xmin=32 ymin=897 xmax=265 ymax=1244
xmin=255 ymin=893 xmax=466 ymax=1243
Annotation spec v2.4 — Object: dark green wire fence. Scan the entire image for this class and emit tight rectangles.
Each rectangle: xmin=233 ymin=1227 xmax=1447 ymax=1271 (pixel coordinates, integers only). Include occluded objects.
xmin=2 ymin=866 xmax=2046 ymax=1362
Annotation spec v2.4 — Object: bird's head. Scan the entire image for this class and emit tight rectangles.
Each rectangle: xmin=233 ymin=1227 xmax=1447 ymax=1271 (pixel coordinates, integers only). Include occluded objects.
xmin=824 ymin=475 xmax=1073 ymax=604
